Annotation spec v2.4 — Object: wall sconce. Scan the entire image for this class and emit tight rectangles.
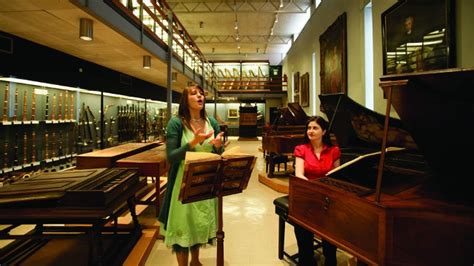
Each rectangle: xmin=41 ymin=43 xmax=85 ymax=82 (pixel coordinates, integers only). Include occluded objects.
xmin=172 ymin=72 xmax=178 ymax=82
xmin=143 ymin=55 xmax=151 ymax=69
xmin=79 ymin=18 xmax=93 ymax=41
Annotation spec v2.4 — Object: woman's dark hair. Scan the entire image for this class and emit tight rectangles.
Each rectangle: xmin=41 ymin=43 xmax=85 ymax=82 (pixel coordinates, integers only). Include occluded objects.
xmin=303 ymin=116 xmax=333 ymax=147
xmin=178 ymin=84 xmax=207 ymax=129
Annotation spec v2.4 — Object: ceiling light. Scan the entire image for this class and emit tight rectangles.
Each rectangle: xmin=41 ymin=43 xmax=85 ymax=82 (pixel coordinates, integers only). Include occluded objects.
xmin=143 ymin=55 xmax=151 ymax=69
xmin=275 ymin=15 xmax=279 ymax=23
xmin=79 ymin=18 xmax=93 ymax=41
xmin=280 ymin=0 xmax=284 ymax=8
xmin=234 ymin=21 xmax=238 ymax=30
xmin=172 ymin=72 xmax=178 ymax=82
xmin=200 ymin=21 xmax=204 ymax=28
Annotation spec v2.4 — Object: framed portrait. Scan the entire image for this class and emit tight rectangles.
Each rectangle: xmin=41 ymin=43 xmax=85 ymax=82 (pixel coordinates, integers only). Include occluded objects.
xmin=293 ymin=72 xmax=300 ymax=102
xmin=382 ymin=0 xmax=455 ymax=75
xmin=228 ymin=108 xmax=239 ymax=118
xmin=300 ymin=72 xmax=309 ymax=107
xmin=320 ymin=12 xmax=347 ymax=95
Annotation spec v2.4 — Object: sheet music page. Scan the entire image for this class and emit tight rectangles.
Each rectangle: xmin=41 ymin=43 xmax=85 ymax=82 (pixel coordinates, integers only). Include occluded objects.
xmin=326 ymin=146 xmax=405 ymax=175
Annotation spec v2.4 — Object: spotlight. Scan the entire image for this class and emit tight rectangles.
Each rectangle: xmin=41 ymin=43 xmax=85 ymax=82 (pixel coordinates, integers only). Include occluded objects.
xmin=79 ymin=18 xmax=93 ymax=41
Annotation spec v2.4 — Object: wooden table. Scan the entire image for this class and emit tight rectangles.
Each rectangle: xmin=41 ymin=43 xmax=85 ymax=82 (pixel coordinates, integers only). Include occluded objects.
xmin=76 ymin=142 xmax=160 ymax=169
xmin=116 ymin=145 xmax=168 ymax=215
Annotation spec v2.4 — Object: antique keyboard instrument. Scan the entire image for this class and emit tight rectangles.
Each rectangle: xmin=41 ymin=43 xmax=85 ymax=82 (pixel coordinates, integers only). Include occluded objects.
xmin=289 ymin=69 xmax=474 ymax=265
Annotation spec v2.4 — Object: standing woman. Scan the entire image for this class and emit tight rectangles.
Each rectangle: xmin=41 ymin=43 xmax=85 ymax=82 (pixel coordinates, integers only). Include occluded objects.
xmin=158 ymin=84 xmax=224 ymax=266
xmin=293 ymin=116 xmax=340 ymax=266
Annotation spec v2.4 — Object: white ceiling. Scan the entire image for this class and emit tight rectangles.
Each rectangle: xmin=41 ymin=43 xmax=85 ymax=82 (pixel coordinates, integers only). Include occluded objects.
xmin=0 ymin=0 xmax=311 ymax=92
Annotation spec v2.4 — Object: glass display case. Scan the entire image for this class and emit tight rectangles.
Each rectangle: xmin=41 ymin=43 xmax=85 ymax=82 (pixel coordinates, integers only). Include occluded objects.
xmin=0 ymin=78 xmax=172 ymax=179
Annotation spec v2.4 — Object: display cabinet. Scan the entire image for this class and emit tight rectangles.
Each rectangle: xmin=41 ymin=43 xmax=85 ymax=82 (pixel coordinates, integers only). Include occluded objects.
xmin=0 ymin=78 xmax=174 ymax=180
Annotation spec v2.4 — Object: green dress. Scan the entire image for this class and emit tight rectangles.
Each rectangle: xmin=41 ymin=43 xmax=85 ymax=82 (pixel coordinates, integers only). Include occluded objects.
xmin=160 ymin=118 xmax=218 ymax=248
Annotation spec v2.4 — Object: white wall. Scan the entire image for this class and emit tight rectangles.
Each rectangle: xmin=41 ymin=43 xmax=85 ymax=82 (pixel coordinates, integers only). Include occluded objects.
xmin=283 ymin=0 xmax=474 ymax=117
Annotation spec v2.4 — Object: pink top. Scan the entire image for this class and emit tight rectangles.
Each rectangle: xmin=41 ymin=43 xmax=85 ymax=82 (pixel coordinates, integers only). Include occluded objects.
xmin=293 ymin=143 xmax=341 ymax=180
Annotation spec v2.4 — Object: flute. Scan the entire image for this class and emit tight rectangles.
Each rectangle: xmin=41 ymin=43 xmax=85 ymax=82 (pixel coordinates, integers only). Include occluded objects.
xmin=51 ymin=93 xmax=56 ymax=121
xmin=70 ymin=94 xmax=74 ymax=120
xmin=31 ymin=90 xmax=36 ymax=121
xmin=3 ymin=141 xmax=8 ymax=168
xmin=22 ymin=90 xmax=27 ymax=122
xmin=64 ymin=91 xmax=68 ymax=120
xmin=58 ymin=92 xmax=62 ymax=120
xmin=45 ymin=95 xmax=49 ymax=120
xmin=12 ymin=88 xmax=18 ymax=121
xmin=23 ymin=132 xmax=28 ymax=164
xmin=2 ymin=83 xmax=9 ymax=122
xmin=44 ymin=130 xmax=49 ymax=160
xmin=32 ymin=131 xmax=36 ymax=162
xmin=51 ymin=131 xmax=56 ymax=158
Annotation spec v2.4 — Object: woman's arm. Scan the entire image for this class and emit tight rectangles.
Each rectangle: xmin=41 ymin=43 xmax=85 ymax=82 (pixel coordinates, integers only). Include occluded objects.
xmin=294 ymin=157 xmax=308 ymax=180
xmin=166 ymin=117 xmax=189 ymax=162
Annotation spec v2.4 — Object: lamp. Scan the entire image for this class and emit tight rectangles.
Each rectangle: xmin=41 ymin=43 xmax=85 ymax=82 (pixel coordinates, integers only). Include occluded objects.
xmin=172 ymin=72 xmax=178 ymax=82
xmin=143 ymin=55 xmax=151 ymax=69
xmin=79 ymin=18 xmax=93 ymax=41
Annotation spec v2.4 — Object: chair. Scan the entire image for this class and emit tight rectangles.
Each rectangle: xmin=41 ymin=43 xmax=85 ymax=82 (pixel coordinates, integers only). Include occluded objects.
xmin=273 ymin=195 xmax=322 ymax=264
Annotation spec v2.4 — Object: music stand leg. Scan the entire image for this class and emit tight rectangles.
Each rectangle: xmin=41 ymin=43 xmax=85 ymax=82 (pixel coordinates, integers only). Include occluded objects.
xmin=217 ymin=194 xmax=224 ymax=266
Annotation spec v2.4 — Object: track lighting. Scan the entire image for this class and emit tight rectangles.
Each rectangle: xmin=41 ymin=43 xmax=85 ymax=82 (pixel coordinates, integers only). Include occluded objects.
xmin=143 ymin=55 xmax=151 ymax=69
xmin=79 ymin=18 xmax=93 ymax=41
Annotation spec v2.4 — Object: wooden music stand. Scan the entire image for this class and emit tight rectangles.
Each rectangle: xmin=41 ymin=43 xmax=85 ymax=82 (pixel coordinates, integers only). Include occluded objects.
xmin=179 ymin=155 xmax=256 ymax=266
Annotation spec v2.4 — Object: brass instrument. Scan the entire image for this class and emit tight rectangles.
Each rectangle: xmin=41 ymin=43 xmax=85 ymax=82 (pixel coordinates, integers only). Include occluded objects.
xmin=22 ymin=90 xmax=27 ymax=122
xmin=3 ymin=83 xmax=9 ymax=122
xmin=31 ymin=90 xmax=36 ymax=120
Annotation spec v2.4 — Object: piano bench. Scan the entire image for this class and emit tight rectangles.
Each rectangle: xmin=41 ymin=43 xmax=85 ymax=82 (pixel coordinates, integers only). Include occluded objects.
xmin=273 ymin=195 xmax=322 ymax=264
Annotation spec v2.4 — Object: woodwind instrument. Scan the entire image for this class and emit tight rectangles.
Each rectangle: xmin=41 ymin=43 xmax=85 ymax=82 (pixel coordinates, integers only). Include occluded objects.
xmin=51 ymin=131 xmax=56 ymax=158
xmin=13 ymin=133 xmax=19 ymax=166
xmin=44 ymin=130 xmax=49 ymax=160
xmin=13 ymin=88 xmax=18 ymax=121
xmin=31 ymin=90 xmax=36 ymax=120
xmin=22 ymin=90 xmax=27 ymax=122
xmin=3 ymin=141 xmax=8 ymax=168
xmin=3 ymin=83 xmax=9 ymax=122
xmin=51 ymin=93 xmax=56 ymax=121
xmin=45 ymin=95 xmax=49 ymax=120
xmin=64 ymin=91 xmax=68 ymax=120
xmin=70 ymin=94 xmax=74 ymax=120
xmin=32 ymin=131 xmax=36 ymax=162
xmin=58 ymin=92 xmax=62 ymax=120
xmin=58 ymin=130 xmax=63 ymax=157
xmin=23 ymin=132 xmax=28 ymax=164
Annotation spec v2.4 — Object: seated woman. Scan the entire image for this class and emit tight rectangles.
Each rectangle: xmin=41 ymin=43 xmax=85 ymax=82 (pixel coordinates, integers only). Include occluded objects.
xmin=293 ymin=116 xmax=340 ymax=266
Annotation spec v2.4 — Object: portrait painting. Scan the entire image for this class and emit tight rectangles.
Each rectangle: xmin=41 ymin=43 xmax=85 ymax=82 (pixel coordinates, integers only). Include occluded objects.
xmin=320 ymin=13 xmax=347 ymax=95
xmin=228 ymin=108 xmax=239 ymax=118
xmin=382 ymin=0 xmax=455 ymax=75
xmin=300 ymin=72 xmax=309 ymax=107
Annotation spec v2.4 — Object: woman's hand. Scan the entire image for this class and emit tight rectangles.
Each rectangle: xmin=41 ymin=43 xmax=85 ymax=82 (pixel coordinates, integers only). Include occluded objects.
xmin=209 ymin=132 xmax=225 ymax=148
xmin=190 ymin=128 xmax=214 ymax=148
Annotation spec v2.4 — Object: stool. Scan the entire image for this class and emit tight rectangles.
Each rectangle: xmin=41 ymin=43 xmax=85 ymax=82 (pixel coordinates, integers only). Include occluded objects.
xmin=273 ymin=195 xmax=322 ymax=264
xmin=266 ymin=153 xmax=289 ymax=177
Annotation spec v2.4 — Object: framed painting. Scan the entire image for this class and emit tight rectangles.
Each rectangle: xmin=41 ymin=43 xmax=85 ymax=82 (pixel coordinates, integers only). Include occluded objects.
xmin=382 ymin=0 xmax=455 ymax=75
xmin=300 ymin=72 xmax=309 ymax=107
xmin=293 ymin=72 xmax=300 ymax=102
xmin=320 ymin=12 xmax=347 ymax=95
xmin=228 ymin=108 xmax=239 ymax=118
